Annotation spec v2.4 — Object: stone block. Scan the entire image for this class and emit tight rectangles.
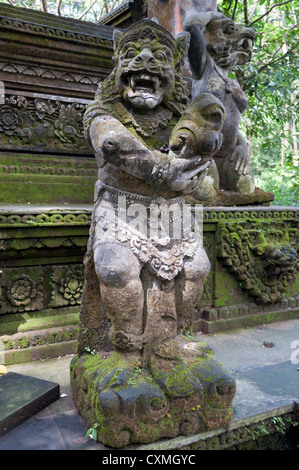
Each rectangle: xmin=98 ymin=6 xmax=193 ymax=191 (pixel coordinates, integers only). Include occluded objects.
xmin=0 ymin=372 xmax=60 ymax=436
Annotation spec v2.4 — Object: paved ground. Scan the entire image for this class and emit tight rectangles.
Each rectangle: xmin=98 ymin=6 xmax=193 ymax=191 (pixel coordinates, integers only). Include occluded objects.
xmin=1 ymin=319 xmax=299 ymax=450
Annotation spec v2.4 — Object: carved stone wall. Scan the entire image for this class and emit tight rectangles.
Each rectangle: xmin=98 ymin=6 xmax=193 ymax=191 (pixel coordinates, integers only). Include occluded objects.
xmin=0 ymin=4 xmax=115 ymax=204
xmin=1 ymin=204 xmax=298 ymax=363
xmin=0 ymin=206 xmax=90 ymax=363
xmin=197 ymin=206 xmax=299 ymax=333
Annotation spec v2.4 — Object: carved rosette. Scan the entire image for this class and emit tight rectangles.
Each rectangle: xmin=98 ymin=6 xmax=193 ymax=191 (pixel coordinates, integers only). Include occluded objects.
xmin=216 ymin=221 xmax=299 ymax=304
xmin=51 ymin=265 xmax=84 ymax=307
xmin=0 ymin=265 xmax=85 ymax=314
xmin=0 ymin=269 xmax=43 ymax=313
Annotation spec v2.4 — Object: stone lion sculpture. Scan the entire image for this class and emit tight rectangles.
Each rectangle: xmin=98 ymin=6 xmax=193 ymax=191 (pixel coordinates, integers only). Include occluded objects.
xmin=70 ymin=19 xmax=235 ymax=448
xmin=184 ymin=11 xmax=256 ymax=199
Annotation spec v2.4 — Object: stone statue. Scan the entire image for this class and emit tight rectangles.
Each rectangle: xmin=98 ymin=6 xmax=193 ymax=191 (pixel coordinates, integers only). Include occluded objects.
xmin=70 ymin=19 xmax=235 ymax=448
xmin=184 ymin=11 xmax=256 ymax=199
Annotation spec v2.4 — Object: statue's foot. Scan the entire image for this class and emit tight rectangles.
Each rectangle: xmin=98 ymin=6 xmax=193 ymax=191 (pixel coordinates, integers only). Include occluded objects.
xmin=176 ymin=334 xmax=236 ymax=398
xmin=235 ymin=173 xmax=255 ymax=195
xmin=145 ymin=337 xmax=203 ymax=398
xmin=178 ymin=334 xmax=214 ymax=361
xmin=148 ymin=355 xmax=203 ymax=398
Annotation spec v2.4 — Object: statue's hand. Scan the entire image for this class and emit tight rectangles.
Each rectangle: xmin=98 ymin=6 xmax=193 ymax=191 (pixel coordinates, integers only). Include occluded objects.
xmin=230 ymin=145 xmax=249 ymax=175
xmin=163 ymin=153 xmax=211 ymax=192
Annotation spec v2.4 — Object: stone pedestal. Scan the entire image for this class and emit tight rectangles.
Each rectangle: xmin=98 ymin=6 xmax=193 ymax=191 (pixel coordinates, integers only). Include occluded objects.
xmin=70 ymin=346 xmax=235 ymax=448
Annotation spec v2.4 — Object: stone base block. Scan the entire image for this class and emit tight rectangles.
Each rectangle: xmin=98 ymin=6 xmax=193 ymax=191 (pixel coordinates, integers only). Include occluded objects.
xmin=0 ymin=308 xmax=79 ymax=365
xmin=0 ymin=372 xmax=60 ymax=436
xmin=195 ymin=301 xmax=299 ymax=334
xmin=70 ymin=342 xmax=236 ymax=448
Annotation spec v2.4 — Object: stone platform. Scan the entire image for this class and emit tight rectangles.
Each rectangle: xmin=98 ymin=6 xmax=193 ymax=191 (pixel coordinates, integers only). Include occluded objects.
xmin=0 ymin=319 xmax=298 ymax=450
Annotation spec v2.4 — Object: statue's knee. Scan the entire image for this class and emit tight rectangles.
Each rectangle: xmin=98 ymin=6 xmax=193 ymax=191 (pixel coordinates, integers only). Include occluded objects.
xmin=185 ymin=247 xmax=210 ymax=282
xmin=94 ymin=244 xmax=140 ymax=287
xmin=95 ymin=261 xmax=126 ymax=286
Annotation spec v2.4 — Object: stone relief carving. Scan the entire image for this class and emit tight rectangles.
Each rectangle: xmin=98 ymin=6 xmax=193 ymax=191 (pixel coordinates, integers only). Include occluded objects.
xmin=0 ymin=62 xmax=102 ymax=86
xmin=216 ymin=220 xmax=299 ymax=304
xmin=70 ymin=19 xmax=236 ymax=448
xmin=51 ymin=265 xmax=84 ymax=307
xmin=0 ymin=264 xmax=85 ymax=314
xmin=184 ymin=11 xmax=256 ymax=199
xmin=0 ymin=268 xmax=43 ymax=314
xmin=0 ymin=211 xmax=90 ymax=226
xmin=0 ymin=16 xmax=113 ymax=48
xmin=0 ymin=94 xmax=89 ymax=151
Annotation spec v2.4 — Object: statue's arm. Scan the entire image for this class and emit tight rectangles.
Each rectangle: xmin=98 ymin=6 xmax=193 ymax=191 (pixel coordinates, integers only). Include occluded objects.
xmin=89 ymin=115 xmax=160 ymax=182
xmin=184 ymin=22 xmax=207 ymax=80
xmin=184 ymin=12 xmax=224 ymax=80
xmin=89 ymin=114 xmax=213 ymax=193
xmin=230 ymin=132 xmax=250 ymax=175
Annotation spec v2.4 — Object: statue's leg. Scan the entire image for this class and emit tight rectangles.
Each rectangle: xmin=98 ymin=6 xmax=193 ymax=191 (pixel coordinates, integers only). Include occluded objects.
xmin=174 ymin=247 xmax=236 ymax=416
xmin=175 ymin=245 xmax=210 ymax=334
xmin=93 ymin=242 xmax=144 ymax=351
xmin=143 ymin=271 xmax=204 ymax=399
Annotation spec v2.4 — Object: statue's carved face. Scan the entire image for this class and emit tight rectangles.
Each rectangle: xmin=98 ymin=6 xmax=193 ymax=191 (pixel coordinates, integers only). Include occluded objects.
xmin=204 ymin=18 xmax=256 ymax=69
xmin=115 ymin=39 xmax=175 ymax=111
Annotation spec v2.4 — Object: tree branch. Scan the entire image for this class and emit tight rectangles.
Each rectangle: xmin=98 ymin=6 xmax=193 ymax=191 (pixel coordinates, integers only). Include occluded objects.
xmin=248 ymin=0 xmax=260 ymax=21
xmin=244 ymin=0 xmax=249 ymax=25
xmin=243 ymin=41 xmax=297 ymax=82
xmin=249 ymin=0 xmax=294 ymax=27
xmin=256 ymin=42 xmax=297 ymax=74
xmin=41 ymin=0 xmax=48 ymax=13
xmin=77 ymin=0 xmax=98 ymax=20
xmin=57 ymin=0 xmax=63 ymax=16
xmin=232 ymin=0 xmax=238 ymax=21
xmin=223 ymin=0 xmax=235 ymax=14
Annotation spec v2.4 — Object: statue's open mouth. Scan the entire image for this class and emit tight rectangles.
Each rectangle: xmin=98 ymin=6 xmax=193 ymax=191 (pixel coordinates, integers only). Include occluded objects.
xmin=128 ymin=73 xmax=162 ymax=95
xmin=236 ymin=37 xmax=253 ymax=52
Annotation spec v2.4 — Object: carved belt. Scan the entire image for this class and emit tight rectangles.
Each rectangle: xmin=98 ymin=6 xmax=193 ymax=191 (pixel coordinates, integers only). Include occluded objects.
xmin=92 ymin=181 xmax=202 ymax=280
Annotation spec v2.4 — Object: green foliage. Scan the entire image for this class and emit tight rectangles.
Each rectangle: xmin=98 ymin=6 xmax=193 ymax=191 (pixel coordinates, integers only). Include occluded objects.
xmin=218 ymin=0 xmax=298 ymax=205
xmin=85 ymin=422 xmax=100 ymax=440
xmin=0 ymin=0 xmax=124 ymax=22
xmin=254 ymin=165 xmax=299 ymax=206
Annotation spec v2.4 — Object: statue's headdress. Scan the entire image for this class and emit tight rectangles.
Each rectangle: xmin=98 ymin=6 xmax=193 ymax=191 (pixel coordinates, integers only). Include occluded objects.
xmin=113 ymin=19 xmax=177 ymax=55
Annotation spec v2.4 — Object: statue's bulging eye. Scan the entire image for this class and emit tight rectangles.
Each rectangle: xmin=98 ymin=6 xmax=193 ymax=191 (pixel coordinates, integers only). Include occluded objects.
xmin=224 ymin=24 xmax=237 ymax=35
xmin=155 ymin=51 xmax=166 ymax=62
xmin=125 ymin=49 xmax=137 ymax=59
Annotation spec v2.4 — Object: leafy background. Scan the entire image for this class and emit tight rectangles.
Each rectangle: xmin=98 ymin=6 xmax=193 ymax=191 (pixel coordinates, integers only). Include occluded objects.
xmin=218 ymin=0 xmax=298 ymax=206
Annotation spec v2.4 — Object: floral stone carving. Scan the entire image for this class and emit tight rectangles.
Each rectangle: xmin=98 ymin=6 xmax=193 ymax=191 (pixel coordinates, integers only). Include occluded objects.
xmin=0 ymin=95 xmax=87 ymax=152
xmin=51 ymin=265 xmax=84 ymax=307
xmin=70 ymin=19 xmax=236 ymax=448
xmin=0 ymin=268 xmax=43 ymax=314
xmin=184 ymin=12 xmax=257 ymax=199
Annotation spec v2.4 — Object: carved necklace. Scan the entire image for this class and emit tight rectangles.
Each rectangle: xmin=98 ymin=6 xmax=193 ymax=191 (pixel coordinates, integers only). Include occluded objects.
xmin=213 ymin=63 xmax=234 ymax=94
xmin=213 ymin=63 xmax=247 ymax=112
xmin=112 ymin=102 xmax=173 ymax=138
